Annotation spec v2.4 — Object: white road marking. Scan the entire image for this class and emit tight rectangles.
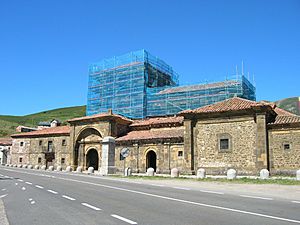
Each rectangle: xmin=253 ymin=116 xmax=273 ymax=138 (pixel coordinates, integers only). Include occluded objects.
xmin=47 ymin=189 xmax=58 ymax=194
xmin=150 ymin=184 xmax=165 ymax=187
xmin=199 ymin=190 xmax=224 ymax=195
xmin=292 ymin=201 xmax=300 ymax=204
xmin=25 ymin=182 xmax=32 ymax=185
xmin=239 ymin=195 xmax=273 ymax=201
xmin=1 ymin=189 xmax=6 ymax=191
xmin=173 ymin=187 xmax=190 ymax=190
xmin=81 ymin=203 xmax=101 ymax=211
xmin=15 ymin=183 xmax=18 ymax=185
xmin=5 ymin=168 xmax=300 ymax=224
xmin=21 ymin=187 xmax=26 ymax=191
xmin=4 ymin=176 xmax=9 ymax=178
xmin=30 ymin=201 xmax=35 ymax=204
xmin=29 ymin=198 xmax=33 ymax=201
xmin=35 ymin=185 xmax=44 ymax=189
xmin=18 ymin=179 xmax=24 ymax=182
xmin=111 ymin=214 xmax=137 ymax=224
xmin=62 ymin=195 xmax=76 ymax=201
xmin=0 ymin=194 xmax=7 ymax=199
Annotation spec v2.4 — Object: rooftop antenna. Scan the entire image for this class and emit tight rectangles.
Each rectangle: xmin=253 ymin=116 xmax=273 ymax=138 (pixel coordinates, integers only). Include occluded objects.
xmin=241 ymin=60 xmax=244 ymax=76
xmin=235 ymin=65 xmax=239 ymax=80
xmin=252 ymin=73 xmax=256 ymax=87
xmin=247 ymin=72 xmax=250 ymax=80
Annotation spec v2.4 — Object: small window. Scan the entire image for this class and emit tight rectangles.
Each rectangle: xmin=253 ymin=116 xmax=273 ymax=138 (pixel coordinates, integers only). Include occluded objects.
xmin=38 ymin=157 xmax=42 ymax=163
xmin=220 ymin=139 xmax=229 ymax=150
xmin=62 ymin=139 xmax=66 ymax=146
xmin=48 ymin=141 xmax=53 ymax=152
xmin=19 ymin=157 xmax=23 ymax=163
xmin=61 ymin=158 xmax=65 ymax=164
xmin=39 ymin=140 xmax=42 ymax=146
xmin=283 ymin=144 xmax=291 ymax=150
xmin=20 ymin=142 xmax=24 ymax=147
xmin=178 ymin=151 xmax=183 ymax=157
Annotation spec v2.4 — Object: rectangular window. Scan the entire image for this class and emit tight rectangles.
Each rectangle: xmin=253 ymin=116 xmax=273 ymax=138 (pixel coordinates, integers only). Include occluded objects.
xmin=48 ymin=141 xmax=53 ymax=152
xmin=39 ymin=140 xmax=42 ymax=146
xmin=283 ymin=144 xmax=291 ymax=150
xmin=220 ymin=139 xmax=229 ymax=150
xmin=62 ymin=139 xmax=66 ymax=146
xmin=20 ymin=142 xmax=24 ymax=147
xmin=19 ymin=157 xmax=23 ymax=163
xmin=61 ymin=158 xmax=65 ymax=164
xmin=38 ymin=157 xmax=42 ymax=163
xmin=178 ymin=151 xmax=183 ymax=157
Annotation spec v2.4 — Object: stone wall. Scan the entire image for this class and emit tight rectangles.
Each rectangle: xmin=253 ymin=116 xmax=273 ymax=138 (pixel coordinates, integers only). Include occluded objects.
xmin=268 ymin=128 xmax=300 ymax=175
xmin=11 ymin=138 xmax=31 ymax=165
xmin=115 ymin=142 xmax=185 ymax=174
xmin=194 ymin=116 xmax=258 ymax=175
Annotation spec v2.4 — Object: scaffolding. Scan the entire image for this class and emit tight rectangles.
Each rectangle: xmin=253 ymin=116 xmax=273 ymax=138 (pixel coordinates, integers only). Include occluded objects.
xmin=87 ymin=50 xmax=256 ymax=119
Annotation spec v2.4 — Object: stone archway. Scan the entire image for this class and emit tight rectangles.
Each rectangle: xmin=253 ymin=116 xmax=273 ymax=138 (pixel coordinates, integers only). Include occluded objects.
xmin=146 ymin=150 xmax=157 ymax=172
xmin=86 ymin=148 xmax=99 ymax=170
xmin=74 ymin=128 xmax=102 ymax=169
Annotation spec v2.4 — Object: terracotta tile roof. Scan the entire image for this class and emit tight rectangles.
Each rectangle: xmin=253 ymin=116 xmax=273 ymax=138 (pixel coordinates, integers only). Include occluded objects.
xmin=67 ymin=112 xmax=132 ymax=123
xmin=11 ymin=126 xmax=70 ymax=138
xmin=130 ymin=116 xmax=184 ymax=127
xmin=270 ymin=115 xmax=300 ymax=125
xmin=0 ymin=138 xmax=12 ymax=145
xmin=117 ymin=129 xmax=184 ymax=142
xmin=274 ymin=107 xmax=296 ymax=116
xmin=179 ymin=97 xmax=270 ymax=115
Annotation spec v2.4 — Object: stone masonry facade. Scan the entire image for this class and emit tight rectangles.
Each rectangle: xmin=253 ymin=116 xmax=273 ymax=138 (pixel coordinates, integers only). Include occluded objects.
xmin=9 ymin=97 xmax=300 ymax=175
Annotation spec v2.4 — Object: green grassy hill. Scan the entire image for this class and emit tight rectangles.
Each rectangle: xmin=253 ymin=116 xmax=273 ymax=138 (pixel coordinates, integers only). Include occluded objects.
xmin=275 ymin=97 xmax=300 ymax=116
xmin=0 ymin=105 xmax=86 ymax=137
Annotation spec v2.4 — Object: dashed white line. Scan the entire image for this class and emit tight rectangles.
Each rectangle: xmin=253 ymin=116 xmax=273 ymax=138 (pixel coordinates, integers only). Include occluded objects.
xmin=199 ymin=190 xmax=224 ymax=195
xmin=0 ymin=194 xmax=8 ymax=199
xmin=35 ymin=185 xmax=44 ymax=189
xmin=15 ymin=183 xmax=18 ymax=185
xmin=81 ymin=203 xmax=101 ymax=211
xmin=62 ymin=195 xmax=76 ymax=201
xmin=47 ymin=189 xmax=58 ymax=194
xmin=18 ymin=179 xmax=24 ymax=182
xmin=4 ymin=176 xmax=9 ymax=178
xmin=25 ymin=182 xmax=32 ymax=185
xmin=239 ymin=195 xmax=273 ymax=201
xmin=173 ymin=187 xmax=191 ymax=190
xmin=150 ymin=184 xmax=165 ymax=187
xmin=111 ymin=214 xmax=137 ymax=224
xmin=292 ymin=201 xmax=300 ymax=204
xmin=21 ymin=187 xmax=26 ymax=191
xmin=1 ymin=189 xmax=6 ymax=191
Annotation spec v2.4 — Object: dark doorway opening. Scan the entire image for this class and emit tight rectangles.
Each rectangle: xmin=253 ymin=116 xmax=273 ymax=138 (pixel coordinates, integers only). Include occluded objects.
xmin=146 ymin=150 xmax=157 ymax=172
xmin=86 ymin=149 xmax=99 ymax=170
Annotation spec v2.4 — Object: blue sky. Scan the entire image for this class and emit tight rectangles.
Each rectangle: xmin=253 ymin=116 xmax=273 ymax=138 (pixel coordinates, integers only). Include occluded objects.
xmin=0 ymin=0 xmax=299 ymax=115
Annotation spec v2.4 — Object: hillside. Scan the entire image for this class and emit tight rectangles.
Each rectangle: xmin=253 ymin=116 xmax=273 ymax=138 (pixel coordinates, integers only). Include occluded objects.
xmin=0 ymin=105 xmax=86 ymax=137
xmin=275 ymin=97 xmax=300 ymax=116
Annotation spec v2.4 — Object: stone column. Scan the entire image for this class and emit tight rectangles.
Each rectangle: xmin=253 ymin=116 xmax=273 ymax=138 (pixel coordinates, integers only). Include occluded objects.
xmin=100 ymin=136 xmax=116 ymax=175
xmin=255 ymin=113 xmax=268 ymax=171
xmin=183 ymin=119 xmax=194 ymax=173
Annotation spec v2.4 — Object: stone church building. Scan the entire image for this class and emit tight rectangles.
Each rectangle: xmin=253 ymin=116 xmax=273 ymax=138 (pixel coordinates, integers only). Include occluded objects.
xmin=10 ymin=97 xmax=300 ymax=175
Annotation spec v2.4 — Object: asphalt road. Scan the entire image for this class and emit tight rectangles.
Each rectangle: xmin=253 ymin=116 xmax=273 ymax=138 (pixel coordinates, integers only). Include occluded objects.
xmin=0 ymin=167 xmax=300 ymax=225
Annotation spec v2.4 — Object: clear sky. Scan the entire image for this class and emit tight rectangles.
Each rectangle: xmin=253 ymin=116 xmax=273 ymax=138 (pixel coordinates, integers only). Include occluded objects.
xmin=0 ymin=0 xmax=299 ymax=115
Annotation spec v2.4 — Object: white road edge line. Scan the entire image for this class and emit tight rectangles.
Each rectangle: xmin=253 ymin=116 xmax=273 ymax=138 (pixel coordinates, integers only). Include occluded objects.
xmin=150 ymin=184 xmax=165 ymax=187
xmin=0 ymin=194 xmax=7 ymax=199
xmin=81 ymin=203 xmax=101 ymax=211
xmin=35 ymin=185 xmax=44 ymax=189
xmin=173 ymin=187 xmax=190 ymax=190
xmin=62 ymin=195 xmax=76 ymax=201
xmin=199 ymin=190 xmax=224 ymax=195
xmin=239 ymin=195 xmax=273 ymax=201
xmin=4 ymin=168 xmax=300 ymax=224
xmin=111 ymin=214 xmax=137 ymax=224
xmin=25 ymin=182 xmax=32 ymax=185
xmin=292 ymin=201 xmax=300 ymax=204
xmin=47 ymin=190 xmax=58 ymax=194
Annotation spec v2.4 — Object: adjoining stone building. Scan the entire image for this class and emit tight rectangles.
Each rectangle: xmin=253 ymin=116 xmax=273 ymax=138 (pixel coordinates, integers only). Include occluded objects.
xmin=9 ymin=97 xmax=300 ymax=175
xmin=0 ymin=138 xmax=12 ymax=165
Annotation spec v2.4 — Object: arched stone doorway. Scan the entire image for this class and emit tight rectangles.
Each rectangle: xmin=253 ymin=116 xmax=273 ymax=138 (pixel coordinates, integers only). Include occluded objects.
xmin=146 ymin=150 xmax=157 ymax=172
xmin=86 ymin=149 xmax=99 ymax=170
xmin=74 ymin=128 xmax=102 ymax=169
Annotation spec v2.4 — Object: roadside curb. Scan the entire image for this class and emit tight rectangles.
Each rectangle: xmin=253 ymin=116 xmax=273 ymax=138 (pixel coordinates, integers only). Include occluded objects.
xmin=0 ymin=199 xmax=9 ymax=225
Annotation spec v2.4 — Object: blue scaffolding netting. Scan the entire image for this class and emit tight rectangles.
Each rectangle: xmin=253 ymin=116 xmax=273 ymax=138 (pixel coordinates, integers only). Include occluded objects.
xmin=87 ymin=50 xmax=256 ymax=119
